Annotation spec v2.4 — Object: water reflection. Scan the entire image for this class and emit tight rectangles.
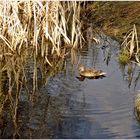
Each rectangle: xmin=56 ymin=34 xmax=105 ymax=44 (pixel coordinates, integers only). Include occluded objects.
xmin=76 ymin=75 xmax=106 ymax=81
xmin=119 ymin=62 xmax=140 ymax=89
xmin=0 ymin=31 xmax=140 ymax=138
xmin=41 ymin=31 xmax=140 ymax=138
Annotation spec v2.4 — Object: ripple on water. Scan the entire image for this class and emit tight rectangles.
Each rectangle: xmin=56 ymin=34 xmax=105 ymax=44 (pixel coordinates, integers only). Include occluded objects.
xmin=37 ymin=32 xmax=140 ymax=138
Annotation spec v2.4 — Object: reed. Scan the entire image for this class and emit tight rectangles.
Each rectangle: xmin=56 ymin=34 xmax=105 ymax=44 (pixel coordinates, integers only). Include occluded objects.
xmin=120 ymin=24 xmax=140 ymax=66
xmin=0 ymin=0 xmax=83 ymax=105
xmin=0 ymin=1 xmax=83 ymax=137
xmin=0 ymin=1 xmax=83 ymax=64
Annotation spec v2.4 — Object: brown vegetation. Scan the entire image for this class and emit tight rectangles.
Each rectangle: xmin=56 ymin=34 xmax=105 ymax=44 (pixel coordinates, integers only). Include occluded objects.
xmin=0 ymin=1 xmax=83 ymax=138
xmin=82 ymin=1 xmax=140 ymax=41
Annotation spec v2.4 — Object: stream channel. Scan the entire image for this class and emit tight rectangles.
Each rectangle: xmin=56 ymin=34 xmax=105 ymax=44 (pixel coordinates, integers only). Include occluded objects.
xmin=30 ymin=27 xmax=140 ymax=138
xmin=2 ymin=27 xmax=140 ymax=139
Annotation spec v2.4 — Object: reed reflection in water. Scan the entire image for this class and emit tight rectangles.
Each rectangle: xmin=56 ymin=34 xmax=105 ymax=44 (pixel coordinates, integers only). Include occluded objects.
xmin=0 ymin=32 xmax=140 ymax=138
xmin=38 ymin=33 xmax=140 ymax=138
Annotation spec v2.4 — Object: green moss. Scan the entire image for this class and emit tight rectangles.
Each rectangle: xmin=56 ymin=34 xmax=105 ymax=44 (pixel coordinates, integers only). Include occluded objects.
xmin=118 ymin=49 xmax=130 ymax=65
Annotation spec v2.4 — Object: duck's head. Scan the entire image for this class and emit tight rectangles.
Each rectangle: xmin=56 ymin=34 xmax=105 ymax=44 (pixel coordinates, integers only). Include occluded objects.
xmin=79 ymin=64 xmax=85 ymax=72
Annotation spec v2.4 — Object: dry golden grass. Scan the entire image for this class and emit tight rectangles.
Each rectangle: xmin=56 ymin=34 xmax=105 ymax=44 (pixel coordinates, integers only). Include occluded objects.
xmin=0 ymin=1 xmax=83 ymax=64
xmin=121 ymin=24 xmax=140 ymax=66
xmin=0 ymin=2 xmax=84 ymax=137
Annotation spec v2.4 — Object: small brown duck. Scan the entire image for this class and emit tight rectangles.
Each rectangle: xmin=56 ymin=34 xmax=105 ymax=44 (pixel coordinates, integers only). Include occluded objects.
xmin=78 ymin=64 xmax=106 ymax=79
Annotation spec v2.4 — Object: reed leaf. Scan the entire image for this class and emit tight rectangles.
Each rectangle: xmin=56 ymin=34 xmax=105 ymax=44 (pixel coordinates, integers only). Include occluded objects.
xmin=121 ymin=24 xmax=139 ymax=63
xmin=0 ymin=35 xmax=14 ymax=51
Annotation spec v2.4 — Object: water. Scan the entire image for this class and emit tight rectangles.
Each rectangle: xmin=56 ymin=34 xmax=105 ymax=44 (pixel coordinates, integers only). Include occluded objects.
xmin=42 ymin=33 xmax=140 ymax=139
xmin=1 ymin=32 xmax=140 ymax=139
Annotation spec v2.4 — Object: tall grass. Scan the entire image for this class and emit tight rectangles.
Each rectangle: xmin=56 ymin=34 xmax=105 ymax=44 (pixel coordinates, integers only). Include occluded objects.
xmin=120 ymin=24 xmax=140 ymax=65
xmin=0 ymin=0 xmax=83 ymax=104
xmin=0 ymin=1 xmax=83 ymax=138
xmin=0 ymin=1 xmax=83 ymax=63
xmin=120 ymin=25 xmax=140 ymax=121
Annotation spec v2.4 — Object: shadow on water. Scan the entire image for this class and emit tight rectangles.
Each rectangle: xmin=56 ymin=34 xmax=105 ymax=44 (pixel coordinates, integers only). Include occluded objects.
xmin=0 ymin=28 xmax=140 ymax=138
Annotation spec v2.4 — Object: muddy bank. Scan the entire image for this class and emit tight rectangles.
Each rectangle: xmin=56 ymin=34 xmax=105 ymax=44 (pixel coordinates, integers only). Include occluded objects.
xmin=82 ymin=1 xmax=140 ymax=42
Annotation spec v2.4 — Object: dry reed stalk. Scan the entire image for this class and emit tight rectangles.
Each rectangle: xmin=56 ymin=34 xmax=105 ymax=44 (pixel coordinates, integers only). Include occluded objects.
xmin=0 ymin=1 xmax=83 ymax=99
xmin=0 ymin=1 xmax=28 ymax=55
xmin=121 ymin=24 xmax=139 ymax=64
xmin=0 ymin=53 xmax=27 ymax=138
xmin=0 ymin=2 xmax=84 ymax=137
xmin=0 ymin=1 xmax=83 ymax=63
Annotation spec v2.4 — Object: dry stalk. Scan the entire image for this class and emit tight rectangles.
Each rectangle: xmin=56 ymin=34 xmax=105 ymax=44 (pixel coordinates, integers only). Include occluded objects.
xmin=0 ymin=2 xmax=84 ymax=137
xmin=121 ymin=24 xmax=139 ymax=65
xmin=0 ymin=1 xmax=83 ymax=64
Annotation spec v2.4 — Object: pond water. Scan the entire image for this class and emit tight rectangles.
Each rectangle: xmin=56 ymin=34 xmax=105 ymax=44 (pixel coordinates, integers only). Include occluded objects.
xmin=22 ymin=32 xmax=140 ymax=139
xmin=1 ymin=31 xmax=140 ymax=139
xmin=41 ymin=33 xmax=140 ymax=139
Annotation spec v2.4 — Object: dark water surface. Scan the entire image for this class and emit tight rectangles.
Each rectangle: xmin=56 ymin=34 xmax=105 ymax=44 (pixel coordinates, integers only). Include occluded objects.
xmin=37 ymin=33 xmax=140 ymax=139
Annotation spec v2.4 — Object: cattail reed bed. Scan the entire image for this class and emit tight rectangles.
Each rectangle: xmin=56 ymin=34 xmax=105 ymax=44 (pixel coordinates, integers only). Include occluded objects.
xmin=0 ymin=1 xmax=84 ymax=138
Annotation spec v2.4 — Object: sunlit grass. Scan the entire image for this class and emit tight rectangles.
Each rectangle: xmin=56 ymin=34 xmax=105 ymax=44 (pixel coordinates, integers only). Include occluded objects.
xmin=120 ymin=24 xmax=140 ymax=66
xmin=0 ymin=1 xmax=83 ymax=62
xmin=0 ymin=1 xmax=84 ymax=138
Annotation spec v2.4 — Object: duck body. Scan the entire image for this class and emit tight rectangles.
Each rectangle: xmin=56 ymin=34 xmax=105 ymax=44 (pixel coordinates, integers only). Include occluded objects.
xmin=79 ymin=64 xmax=106 ymax=78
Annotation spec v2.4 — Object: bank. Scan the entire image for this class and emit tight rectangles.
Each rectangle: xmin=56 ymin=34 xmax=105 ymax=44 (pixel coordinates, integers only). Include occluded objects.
xmin=82 ymin=1 xmax=140 ymax=42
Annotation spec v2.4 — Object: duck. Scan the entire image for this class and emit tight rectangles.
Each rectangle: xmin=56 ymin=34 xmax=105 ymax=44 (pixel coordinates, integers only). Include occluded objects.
xmin=78 ymin=64 xmax=106 ymax=79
